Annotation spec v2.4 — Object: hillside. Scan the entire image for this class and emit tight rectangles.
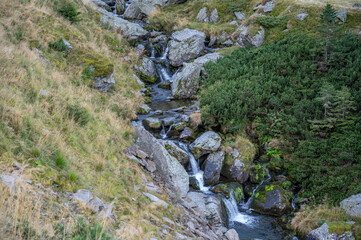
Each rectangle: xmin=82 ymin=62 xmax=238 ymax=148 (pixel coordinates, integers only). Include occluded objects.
xmin=0 ymin=0 xmax=360 ymax=240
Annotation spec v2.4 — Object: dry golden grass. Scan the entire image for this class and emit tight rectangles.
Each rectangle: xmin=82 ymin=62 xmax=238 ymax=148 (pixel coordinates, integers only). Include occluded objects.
xmin=292 ymin=204 xmax=350 ymax=235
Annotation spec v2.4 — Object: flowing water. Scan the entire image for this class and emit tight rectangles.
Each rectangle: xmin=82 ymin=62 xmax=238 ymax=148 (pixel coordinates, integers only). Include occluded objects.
xmin=110 ymin=2 xmax=294 ymax=239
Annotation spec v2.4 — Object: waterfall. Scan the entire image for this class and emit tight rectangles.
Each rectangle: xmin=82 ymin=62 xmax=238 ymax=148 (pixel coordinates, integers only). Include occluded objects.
xmin=160 ymin=123 xmax=167 ymax=139
xmin=242 ymin=166 xmax=271 ymax=210
xmin=160 ymin=45 xmax=169 ymax=60
xmin=223 ymin=192 xmax=254 ymax=225
xmin=150 ymin=45 xmax=156 ymax=59
xmin=156 ymin=64 xmax=172 ymax=83
xmin=178 ymin=142 xmax=210 ymax=192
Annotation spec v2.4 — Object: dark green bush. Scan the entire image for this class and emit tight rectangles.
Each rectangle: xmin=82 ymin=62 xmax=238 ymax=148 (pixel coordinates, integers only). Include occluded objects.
xmin=49 ymin=38 xmax=67 ymax=51
xmin=67 ymin=103 xmax=92 ymax=126
xmin=56 ymin=0 xmax=82 ymax=23
xmin=254 ymin=16 xmax=288 ymax=28
xmin=227 ymin=0 xmax=247 ymax=13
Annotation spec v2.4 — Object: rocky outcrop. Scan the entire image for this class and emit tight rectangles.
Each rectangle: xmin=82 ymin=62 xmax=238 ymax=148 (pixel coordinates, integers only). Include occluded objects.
xmin=190 ymin=131 xmax=222 ymax=158
xmin=183 ymin=192 xmax=225 ymax=227
xmin=340 ymin=193 xmax=361 ymax=218
xmin=97 ymin=7 xmax=148 ymax=40
xmin=250 ymin=183 xmax=293 ymax=216
xmin=93 ymin=72 xmax=115 ymax=92
xmin=143 ymin=192 xmax=169 ymax=208
xmin=138 ymin=57 xmax=157 ymax=80
xmin=306 ymin=222 xmax=355 ymax=240
xmin=143 ymin=117 xmax=161 ymax=130
xmin=133 ymin=123 xmax=189 ymax=197
xmin=124 ymin=2 xmax=157 ymax=20
xmin=168 ymin=28 xmax=206 ymax=66
xmin=232 ymin=25 xmax=265 ymax=47
xmin=234 ymin=12 xmax=245 ymax=21
xmin=163 ymin=140 xmax=190 ymax=167
xmin=203 ymin=151 xmax=225 ymax=185
xmin=196 ymin=7 xmax=209 ymax=22
xmin=171 ymin=63 xmax=202 ymax=99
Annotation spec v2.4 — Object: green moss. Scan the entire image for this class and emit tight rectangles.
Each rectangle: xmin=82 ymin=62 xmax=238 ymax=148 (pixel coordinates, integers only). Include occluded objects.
xmin=29 ymin=40 xmax=40 ymax=49
xmin=211 ymin=182 xmax=243 ymax=204
xmin=328 ymin=221 xmax=352 ymax=235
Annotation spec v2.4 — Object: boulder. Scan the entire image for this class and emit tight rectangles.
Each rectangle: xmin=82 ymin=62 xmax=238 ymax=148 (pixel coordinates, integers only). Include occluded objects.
xmin=93 ymin=73 xmax=115 ymax=92
xmin=136 ymin=44 xmax=146 ymax=58
xmin=168 ymin=28 xmax=206 ymax=66
xmin=249 ymin=164 xmax=268 ymax=184
xmin=232 ymin=25 xmax=265 ymax=47
xmin=203 ymin=151 xmax=225 ymax=185
xmin=250 ymin=183 xmax=293 ymax=216
xmin=263 ymin=1 xmax=275 ymax=13
xmin=184 ymin=192 xmax=225 ymax=227
xmin=134 ymin=123 xmax=189 ymax=197
xmin=336 ymin=9 xmax=347 ymax=23
xmin=340 ymin=193 xmax=361 ymax=218
xmin=209 ymin=9 xmax=218 ymax=23
xmin=189 ymin=131 xmax=222 ymax=158
xmin=143 ymin=117 xmax=162 ymax=130
xmin=196 ymin=7 xmax=209 ymax=22
xmin=138 ymin=57 xmax=157 ymax=80
xmin=143 ymin=192 xmax=169 ymax=208
xmin=97 ymin=8 xmax=148 ymax=40
xmin=211 ymin=182 xmax=244 ymax=205
xmin=225 ymin=229 xmax=240 ymax=240
xmin=294 ymin=13 xmax=308 ymax=21
xmin=306 ymin=222 xmax=355 ymax=240
xmin=163 ymin=140 xmax=190 ymax=167
xmin=171 ymin=63 xmax=202 ymax=99
xmin=137 ymin=104 xmax=151 ymax=115
xmin=221 ymin=139 xmax=256 ymax=184
xmin=0 ymin=174 xmax=25 ymax=193
xmin=124 ymin=2 xmax=157 ymax=20
xmin=234 ymin=12 xmax=245 ymax=21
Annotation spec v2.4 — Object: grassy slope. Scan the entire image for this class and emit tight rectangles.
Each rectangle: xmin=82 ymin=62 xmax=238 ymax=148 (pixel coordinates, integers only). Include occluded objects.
xmin=0 ymin=0 xmax=185 ymax=239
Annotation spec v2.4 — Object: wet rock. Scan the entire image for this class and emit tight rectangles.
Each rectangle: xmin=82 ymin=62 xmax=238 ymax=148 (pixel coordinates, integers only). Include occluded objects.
xmin=306 ymin=222 xmax=354 ymax=240
xmin=134 ymin=124 xmax=189 ymax=197
xmin=97 ymin=7 xmax=148 ymax=40
xmin=225 ymin=229 xmax=240 ymax=240
xmin=249 ymin=164 xmax=268 ymax=184
xmin=143 ymin=117 xmax=162 ymax=130
xmin=183 ymin=192 xmax=225 ymax=227
xmin=209 ymin=9 xmax=218 ymax=23
xmin=234 ymin=12 xmax=245 ymax=21
xmin=211 ymin=182 xmax=243 ymax=205
xmin=171 ymin=63 xmax=202 ymax=99
xmin=137 ymin=104 xmax=151 ymax=115
xmin=232 ymin=25 xmax=265 ymax=47
xmin=340 ymin=193 xmax=361 ymax=218
xmin=143 ymin=192 xmax=169 ymax=208
xmin=203 ymin=151 xmax=225 ymax=185
xmin=250 ymin=183 xmax=293 ymax=216
xmin=163 ymin=140 xmax=190 ymax=167
xmin=336 ymin=9 xmax=347 ymax=23
xmin=180 ymin=127 xmax=193 ymax=140
xmin=196 ymin=7 xmax=209 ymax=22
xmin=189 ymin=176 xmax=200 ymax=190
xmin=190 ymin=131 xmax=222 ymax=158
xmin=168 ymin=28 xmax=206 ymax=67
xmin=124 ymin=2 xmax=157 ymax=20
xmin=294 ymin=13 xmax=308 ymax=21
xmin=139 ymin=57 xmax=157 ymax=80
xmin=222 ymin=148 xmax=255 ymax=184
xmin=151 ymin=35 xmax=168 ymax=43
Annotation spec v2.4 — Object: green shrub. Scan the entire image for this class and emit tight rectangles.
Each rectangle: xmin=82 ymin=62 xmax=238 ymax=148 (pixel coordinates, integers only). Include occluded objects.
xmin=254 ymin=16 xmax=287 ymax=29
xmin=227 ymin=0 xmax=247 ymax=13
xmin=56 ymin=0 xmax=82 ymax=23
xmin=66 ymin=103 xmax=92 ymax=126
xmin=49 ymin=38 xmax=67 ymax=51
xmin=54 ymin=151 xmax=68 ymax=169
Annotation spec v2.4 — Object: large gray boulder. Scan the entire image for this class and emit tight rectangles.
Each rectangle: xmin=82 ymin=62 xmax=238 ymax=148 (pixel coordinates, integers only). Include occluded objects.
xmin=190 ymin=131 xmax=222 ymax=158
xmin=250 ymin=183 xmax=293 ymax=216
xmin=124 ymin=2 xmax=157 ymax=20
xmin=171 ymin=63 xmax=202 ymax=99
xmin=168 ymin=28 xmax=206 ymax=66
xmin=306 ymin=223 xmax=355 ymax=240
xmin=209 ymin=9 xmax=218 ymax=22
xmin=232 ymin=25 xmax=265 ymax=48
xmin=97 ymin=7 xmax=148 ymax=40
xmin=163 ymin=140 xmax=190 ymax=167
xmin=183 ymin=192 xmax=225 ymax=227
xmin=203 ymin=151 xmax=225 ymax=185
xmin=340 ymin=193 xmax=361 ymax=218
xmin=134 ymin=123 xmax=189 ymax=197
xmin=196 ymin=7 xmax=209 ymax=22
xmin=171 ymin=53 xmax=221 ymax=99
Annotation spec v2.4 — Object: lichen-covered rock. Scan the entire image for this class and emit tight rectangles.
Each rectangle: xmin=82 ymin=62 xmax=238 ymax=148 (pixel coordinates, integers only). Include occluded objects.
xmin=306 ymin=222 xmax=354 ymax=240
xmin=203 ymin=151 xmax=225 ymax=185
xmin=232 ymin=25 xmax=265 ymax=48
xmin=336 ymin=9 xmax=347 ymax=23
xmin=168 ymin=28 xmax=206 ymax=66
xmin=263 ymin=1 xmax=275 ymax=13
xmin=211 ymin=182 xmax=244 ymax=205
xmin=190 ymin=131 xmax=222 ymax=158
xmin=138 ymin=57 xmax=157 ymax=82
xmin=137 ymin=104 xmax=151 ymax=115
xmin=124 ymin=2 xmax=157 ymax=20
xmin=234 ymin=12 xmax=245 ymax=21
xmin=250 ymin=183 xmax=292 ymax=216
xmin=209 ymin=9 xmax=218 ymax=23
xmin=196 ymin=7 xmax=209 ymax=22
xmin=171 ymin=62 xmax=202 ymax=99
xmin=163 ymin=140 xmax=190 ymax=167
xmin=134 ymin=123 xmax=189 ymax=197
xmin=143 ymin=117 xmax=161 ymax=130
xmin=340 ymin=193 xmax=361 ymax=218
xmin=294 ymin=13 xmax=308 ymax=21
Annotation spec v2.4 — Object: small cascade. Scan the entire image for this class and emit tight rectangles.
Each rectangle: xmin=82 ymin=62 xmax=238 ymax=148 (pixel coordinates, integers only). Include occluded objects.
xmin=178 ymin=142 xmax=210 ymax=192
xmin=242 ymin=166 xmax=271 ymax=210
xmin=156 ymin=64 xmax=172 ymax=83
xmin=160 ymin=45 xmax=169 ymax=60
xmin=160 ymin=123 xmax=167 ymax=139
xmin=223 ymin=192 xmax=254 ymax=225
xmin=150 ymin=45 xmax=156 ymax=59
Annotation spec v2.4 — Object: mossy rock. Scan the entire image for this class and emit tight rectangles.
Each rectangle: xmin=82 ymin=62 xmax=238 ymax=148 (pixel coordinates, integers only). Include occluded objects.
xmin=328 ymin=221 xmax=353 ymax=235
xmin=211 ymin=182 xmax=243 ymax=204
xmin=352 ymin=222 xmax=361 ymax=240
xmin=249 ymin=163 xmax=268 ymax=184
xmin=189 ymin=176 xmax=200 ymax=190
xmin=69 ymin=49 xmax=114 ymax=78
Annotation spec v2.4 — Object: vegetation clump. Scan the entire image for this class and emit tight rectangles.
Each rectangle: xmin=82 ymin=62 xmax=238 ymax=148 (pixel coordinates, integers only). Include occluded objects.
xmin=49 ymin=38 xmax=67 ymax=51
xmin=55 ymin=0 xmax=82 ymax=23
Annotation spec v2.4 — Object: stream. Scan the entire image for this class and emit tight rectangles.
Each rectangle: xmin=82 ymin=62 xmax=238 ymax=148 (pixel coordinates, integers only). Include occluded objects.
xmin=108 ymin=1 xmax=295 ymax=239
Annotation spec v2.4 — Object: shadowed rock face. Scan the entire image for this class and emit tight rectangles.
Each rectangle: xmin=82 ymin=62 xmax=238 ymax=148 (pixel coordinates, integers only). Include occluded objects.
xmin=133 ymin=123 xmax=189 ymax=197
